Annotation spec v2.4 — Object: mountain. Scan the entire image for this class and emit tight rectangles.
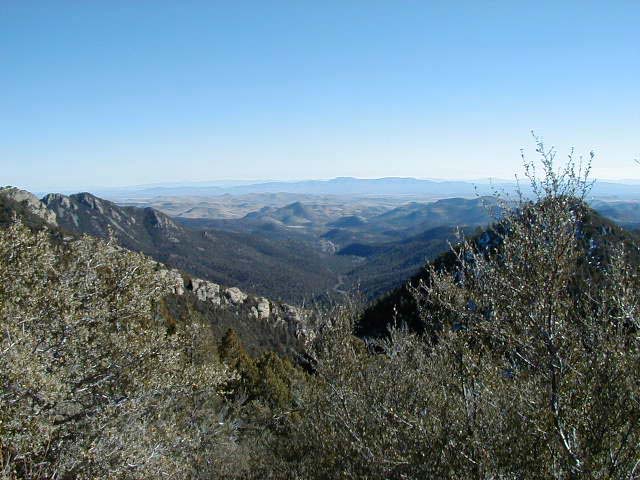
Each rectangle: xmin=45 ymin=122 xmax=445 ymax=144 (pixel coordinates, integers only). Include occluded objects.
xmin=0 ymin=187 xmax=319 ymax=358
xmin=176 ymin=196 xmax=500 ymax=300
xmin=169 ymin=197 xmax=498 ymax=300
xmin=96 ymin=177 xmax=495 ymax=199
xmin=92 ymin=177 xmax=640 ymax=201
xmin=1 ymin=186 xmax=58 ymax=228
xmin=369 ymin=196 xmax=496 ymax=230
xmin=592 ymin=200 xmax=640 ymax=230
xmin=244 ymin=201 xmax=323 ymax=226
xmin=224 ymin=177 xmax=491 ymax=196
xmin=341 ymin=225 xmax=478 ymax=299
xmin=196 ymin=196 xmax=495 ymax=246
xmin=43 ymin=192 xmax=185 ymax=249
xmin=327 ymin=215 xmax=368 ymax=228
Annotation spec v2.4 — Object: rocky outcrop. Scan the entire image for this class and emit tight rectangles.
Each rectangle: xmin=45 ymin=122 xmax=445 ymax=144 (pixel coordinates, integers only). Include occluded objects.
xmin=1 ymin=187 xmax=58 ymax=226
xmin=158 ymin=268 xmax=185 ymax=295
xmin=43 ymin=192 xmax=133 ymax=235
xmin=42 ymin=193 xmax=81 ymax=227
xmin=156 ymin=266 xmax=315 ymax=344
xmin=191 ymin=278 xmax=221 ymax=305
xmin=41 ymin=192 xmax=184 ymax=247
xmin=74 ymin=192 xmax=106 ymax=213
xmin=251 ymin=298 xmax=271 ymax=320
xmin=144 ymin=208 xmax=178 ymax=230
xmin=282 ymin=304 xmax=315 ymax=341
xmin=225 ymin=287 xmax=248 ymax=305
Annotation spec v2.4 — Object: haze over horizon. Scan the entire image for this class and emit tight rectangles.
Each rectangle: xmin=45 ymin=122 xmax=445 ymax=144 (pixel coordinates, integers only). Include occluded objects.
xmin=14 ymin=175 xmax=640 ymax=200
xmin=2 ymin=1 xmax=639 ymax=189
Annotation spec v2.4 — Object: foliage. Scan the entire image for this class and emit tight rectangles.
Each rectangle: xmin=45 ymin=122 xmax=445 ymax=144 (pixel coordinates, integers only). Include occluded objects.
xmin=0 ymin=224 xmax=236 ymax=479
xmin=219 ymin=328 xmax=306 ymax=412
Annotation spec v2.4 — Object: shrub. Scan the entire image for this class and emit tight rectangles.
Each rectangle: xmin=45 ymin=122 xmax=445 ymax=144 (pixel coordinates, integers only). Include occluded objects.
xmin=0 ymin=224 xmax=237 ymax=479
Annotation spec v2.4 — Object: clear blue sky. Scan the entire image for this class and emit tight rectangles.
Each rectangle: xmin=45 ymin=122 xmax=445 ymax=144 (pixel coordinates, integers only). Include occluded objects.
xmin=2 ymin=1 xmax=639 ymax=190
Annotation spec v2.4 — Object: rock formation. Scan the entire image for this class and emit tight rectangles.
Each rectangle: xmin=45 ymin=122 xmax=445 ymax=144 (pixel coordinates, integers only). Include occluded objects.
xmin=191 ymin=278 xmax=221 ymax=305
xmin=156 ymin=266 xmax=315 ymax=344
xmin=1 ymin=187 xmax=58 ymax=226
xmin=225 ymin=287 xmax=248 ymax=305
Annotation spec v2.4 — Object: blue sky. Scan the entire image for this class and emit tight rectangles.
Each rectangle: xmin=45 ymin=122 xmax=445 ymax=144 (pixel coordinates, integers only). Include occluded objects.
xmin=1 ymin=1 xmax=639 ymax=190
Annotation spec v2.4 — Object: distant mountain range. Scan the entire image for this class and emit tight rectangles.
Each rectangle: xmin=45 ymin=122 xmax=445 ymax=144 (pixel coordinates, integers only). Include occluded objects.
xmin=177 ymin=196 xmax=500 ymax=297
xmin=73 ymin=176 xmax=640 ymax=201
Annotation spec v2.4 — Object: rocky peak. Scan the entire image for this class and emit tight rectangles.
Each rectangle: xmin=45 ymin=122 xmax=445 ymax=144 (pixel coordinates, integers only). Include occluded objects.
xmin=0 ymin=186 xmax=58 ymax=226
xmin=40 ymin=191 xmax=184 ymax=244
xmin=143 ymin=207 xmax=180 ymax=231
xmin=72 ymin=192 xmax=107 ymax=212
xmin=42 ymin=193 xmax=73 ymax=209
xmin=41 ymin=193 xmax=80 ymax=226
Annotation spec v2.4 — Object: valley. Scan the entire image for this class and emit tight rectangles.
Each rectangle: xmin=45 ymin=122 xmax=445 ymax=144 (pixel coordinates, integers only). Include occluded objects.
xmin=102 ymin=181 xmax=640 ymax=301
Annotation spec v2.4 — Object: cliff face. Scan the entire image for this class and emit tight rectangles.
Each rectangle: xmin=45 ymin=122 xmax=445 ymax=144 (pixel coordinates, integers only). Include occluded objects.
xmin=42 ymin=192 xmax=183 ymax=244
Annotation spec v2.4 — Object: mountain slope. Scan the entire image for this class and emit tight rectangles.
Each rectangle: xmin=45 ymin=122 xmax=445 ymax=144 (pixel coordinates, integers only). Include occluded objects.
xmin=1 ymin=187 xmax=58 ymax=229
xmin=342 ymin=225 xmax=479 ymax=299
xmin=358 ymin=204 xmax=640 ymax=338
xmin=0 ymin=188 xmax=317 ymax=358
xmin=592 ymin=200 xmax=640 ymax=230
xmin=40 ymin=192 xmax=341 ymax=303
xmin=365 ymin=196 xmax=496 ymax=235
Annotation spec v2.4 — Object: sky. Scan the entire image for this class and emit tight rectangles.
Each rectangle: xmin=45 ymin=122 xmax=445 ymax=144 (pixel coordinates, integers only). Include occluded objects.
xmin=1 ymin=1 xmax=639 ymax=191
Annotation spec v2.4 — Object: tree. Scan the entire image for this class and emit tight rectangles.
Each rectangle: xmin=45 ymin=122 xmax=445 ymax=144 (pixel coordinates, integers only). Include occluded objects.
xmin=416 ymin=140 xmax=640 ymax=478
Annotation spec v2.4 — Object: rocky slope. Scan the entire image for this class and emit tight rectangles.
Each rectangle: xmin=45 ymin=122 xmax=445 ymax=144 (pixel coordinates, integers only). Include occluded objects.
xmin=0 ymin=186 xmax=58 ymax=228
xmin=158 ymin=267 xmax=316 ymax=351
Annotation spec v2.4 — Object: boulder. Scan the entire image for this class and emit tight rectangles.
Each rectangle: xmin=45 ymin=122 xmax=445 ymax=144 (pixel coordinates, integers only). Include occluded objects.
xmin=225 ymin=287 xmax=248 ymax=305
xmin=250 ymin=298 xmax=271 ymax=320
xmin=256 ymin=298 xmax=270 ymax=319
xmin=191 ymin=278 xmax=221 ymax=305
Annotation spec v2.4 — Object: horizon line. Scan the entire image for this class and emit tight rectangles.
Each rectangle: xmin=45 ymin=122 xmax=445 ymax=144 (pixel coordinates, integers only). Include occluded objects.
xmin=12 ymin=174 xmax=640 ymax=196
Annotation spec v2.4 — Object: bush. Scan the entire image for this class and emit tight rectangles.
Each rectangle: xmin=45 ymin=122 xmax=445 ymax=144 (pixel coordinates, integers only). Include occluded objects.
xmin=0 ymin=224 xmax=237 ymax=479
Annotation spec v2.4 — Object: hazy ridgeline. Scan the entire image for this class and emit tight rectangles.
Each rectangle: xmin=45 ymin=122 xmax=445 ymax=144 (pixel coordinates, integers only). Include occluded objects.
xmin=2 ymin=144 xmax=640 ymax=479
